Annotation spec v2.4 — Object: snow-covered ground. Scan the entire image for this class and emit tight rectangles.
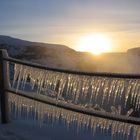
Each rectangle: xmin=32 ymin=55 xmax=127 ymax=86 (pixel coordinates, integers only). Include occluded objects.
xmin=0 ymin=118 xmax=136 ymax=140
xmin=0 ymin=120 xmax=51 ymax=140
xmin=0 ymin=120 xmax=100 ymax=140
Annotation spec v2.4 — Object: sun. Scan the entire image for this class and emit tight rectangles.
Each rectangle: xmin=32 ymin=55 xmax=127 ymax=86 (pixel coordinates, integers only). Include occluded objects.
xmin=75 ymin=34 xmax=112 ymax=55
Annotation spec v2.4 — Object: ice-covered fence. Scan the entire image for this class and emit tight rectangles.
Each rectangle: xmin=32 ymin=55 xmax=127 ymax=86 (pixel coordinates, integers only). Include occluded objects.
xmin=0 ymin=49 xmax=140 ymax=139
xmin=12 ymin=64 xmax=140 ymax=117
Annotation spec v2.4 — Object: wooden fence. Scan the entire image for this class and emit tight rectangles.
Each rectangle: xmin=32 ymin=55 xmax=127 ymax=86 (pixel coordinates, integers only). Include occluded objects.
xmin=0 ymin=49 xmax=140 ymax=125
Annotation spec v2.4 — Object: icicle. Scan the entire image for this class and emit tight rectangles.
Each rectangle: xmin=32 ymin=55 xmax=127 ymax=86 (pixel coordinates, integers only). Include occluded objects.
xmin=102 ymin=78 xmax=109 ymax=105
xmin=131 ymin=81 xmax=138 ymax=104
xmin=118 ymin=105 xmax=121 ymax=115
xmin=126 ymin=108 xmax=133 ymax=117
xmin=111 ymin=106 xmax=118 ymax=114
xmin=12 ymin=63 xmax=21 ymax=87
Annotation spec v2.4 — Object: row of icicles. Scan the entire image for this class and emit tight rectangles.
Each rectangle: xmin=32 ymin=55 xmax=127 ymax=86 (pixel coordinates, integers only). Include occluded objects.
xmin=8 ymin=93 xmax=140 ymax=140
xmin=8 ymin=63 xmax=140 ymax=139
xmin=12 ymin=64 xmax=140 ymax=116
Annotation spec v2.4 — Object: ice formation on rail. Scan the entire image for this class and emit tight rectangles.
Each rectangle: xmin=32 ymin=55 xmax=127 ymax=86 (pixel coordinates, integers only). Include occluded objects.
xmin=12 ymin=64 xmax=140 ymax=117
xmin=8 ymin=93 xmax=140 ymax=140
xmin=8 ymin=63 xmax=140 ymax=139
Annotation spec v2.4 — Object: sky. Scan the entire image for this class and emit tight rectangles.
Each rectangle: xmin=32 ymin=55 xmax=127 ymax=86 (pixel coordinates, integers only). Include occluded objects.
xmin=0 ymin=0 xmax=140 ymax=52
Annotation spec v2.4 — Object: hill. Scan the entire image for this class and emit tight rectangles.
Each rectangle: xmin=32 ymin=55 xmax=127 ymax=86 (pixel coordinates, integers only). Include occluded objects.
xmin=0 ymin=35 xmax=140 ymax=74
xmin=0 ymin=35 xmax=96 ymax=71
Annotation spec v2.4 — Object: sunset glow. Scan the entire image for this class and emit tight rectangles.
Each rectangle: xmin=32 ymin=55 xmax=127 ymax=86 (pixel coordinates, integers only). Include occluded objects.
xmin=0 ymin=1 xmax=140 ymax=52
xmin=75 ymin=34 xmax=112 ymax=55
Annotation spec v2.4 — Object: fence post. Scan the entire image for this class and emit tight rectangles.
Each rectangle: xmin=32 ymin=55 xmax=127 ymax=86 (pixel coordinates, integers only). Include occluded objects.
xmin=0 ymin=49 xmax=9 ymax=123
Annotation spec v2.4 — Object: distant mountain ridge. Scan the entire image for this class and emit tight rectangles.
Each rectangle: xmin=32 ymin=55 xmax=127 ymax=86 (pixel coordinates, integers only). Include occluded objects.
xmin=0 ymin=35 xmax=140 ymax=74
xmin=0 ymin=35 xmax=33 ymax=46
xmin=0 ymin=35 xmax=87 ymax=71
xmin=127 ymin=47 xmax=140 ymax=55
xmin=0 ymin=35 xmax=74 ymax=51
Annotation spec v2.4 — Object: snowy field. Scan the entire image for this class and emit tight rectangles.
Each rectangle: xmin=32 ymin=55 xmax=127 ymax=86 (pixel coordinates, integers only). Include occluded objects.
xmin=0 ymin=119 xmax=135 ymax=140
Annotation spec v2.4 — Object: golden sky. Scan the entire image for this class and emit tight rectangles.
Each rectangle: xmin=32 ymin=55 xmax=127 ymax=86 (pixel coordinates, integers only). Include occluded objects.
xmin=0 ymin=0 xmax=140 ymax=53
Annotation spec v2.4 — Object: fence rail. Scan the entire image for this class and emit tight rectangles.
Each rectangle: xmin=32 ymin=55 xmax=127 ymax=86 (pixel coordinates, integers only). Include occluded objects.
xmin=3 ymin=56 xmax=140 ymax=79
xmin=0 ymin=49 xmax=140 ymax=125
